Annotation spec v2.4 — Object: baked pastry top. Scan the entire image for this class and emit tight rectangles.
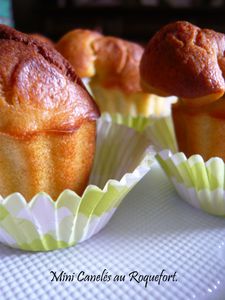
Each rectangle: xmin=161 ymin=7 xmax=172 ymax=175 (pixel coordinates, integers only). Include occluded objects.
xmin=56 ymin=29 xmax=144 ymax=94
xmin=29 ymin=33 xmax=54 ymax=46
xmin=0 ymin=25 xmax=99 ymax=137
xmin=140 ymin=21 xmax=225 ymax=104
xmin=92 ymin=36 xmax=143 ymax=94
xmin=56 ymin=29 xmax=102 ymax=78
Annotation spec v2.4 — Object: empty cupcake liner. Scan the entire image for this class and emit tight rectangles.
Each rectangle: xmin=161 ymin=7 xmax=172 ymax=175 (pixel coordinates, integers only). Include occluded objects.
xmin=156 ymin=150 xmax=225 ymax=216
xmin=0 ymin=116 xmax=153 ymax=251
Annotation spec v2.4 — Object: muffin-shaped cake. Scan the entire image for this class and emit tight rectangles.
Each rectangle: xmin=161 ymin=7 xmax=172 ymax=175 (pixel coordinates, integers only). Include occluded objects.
xmin=56 ymin=29 xmax=175 ymax=116
xmin=140 ymin=21 xmax=225 ymax=161
xmin=0 ymin=25 xmax=99 ymax=201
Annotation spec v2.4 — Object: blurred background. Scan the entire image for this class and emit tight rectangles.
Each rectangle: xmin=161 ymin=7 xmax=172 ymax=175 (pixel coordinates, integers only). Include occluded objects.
xmin=1 ymin=0 xmax=225 ymax=43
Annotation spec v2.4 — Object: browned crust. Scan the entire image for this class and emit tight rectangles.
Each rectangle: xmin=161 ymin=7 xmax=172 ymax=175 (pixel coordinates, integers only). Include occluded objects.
xmin=0 ymin=25 xmax=100 ymax=136
xmin=92 ymin=36 xmax=144 ymax=93
xmin=56 ymin=29 xmax=144 ymax=94
xmin=56 ymin=29 xmax=102 ymax=78
xmin=140 ymin=21 xmax=225 ymax=102
xmin=30 ymin=33 xmax=54 ymax=47
xmin=0 ymin=25 xmax=77 ymax=82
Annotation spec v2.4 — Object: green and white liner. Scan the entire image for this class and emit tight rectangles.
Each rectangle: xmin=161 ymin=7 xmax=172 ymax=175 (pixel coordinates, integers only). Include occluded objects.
xmin=102 ymin=113 xmax=177 ymax=151
xmin=0 ymin=115 xmax=153 ymax=252
xmin=151 ymin=115 xmax=225 ymax=217
xmin=156 ymin=150 xmax=225 ymax=216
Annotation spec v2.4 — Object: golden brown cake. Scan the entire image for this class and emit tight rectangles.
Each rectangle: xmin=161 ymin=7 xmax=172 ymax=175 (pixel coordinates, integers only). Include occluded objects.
xmin=30 ymin=33 xmax=54 ymax=47
xmin=56 ymin=29 xmax=174 ymax=116
xmin=0 ymin=25 xmax=100 ymax=201
xmin=140 ymin=21 xmax=225 ymax=161
xmin=56 ymin=29 xmax=102 ymax=78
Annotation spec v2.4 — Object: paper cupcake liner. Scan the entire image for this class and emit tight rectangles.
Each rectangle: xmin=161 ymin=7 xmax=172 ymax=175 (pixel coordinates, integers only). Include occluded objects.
xmin=148 ymin=115 xmax=225 ymax=216
xmin=101 ymin=113 xmax=153 ymax=132
xmin=89 ymin=81 xmax=177 ymax=117
xmin=82 ymin=77 xmax=93 ymax=96
xmin=0 ymin=116 xmax=153 ymax=251
xmin=101 ymin=113 xmax=178 ymax=162
xmin=156 ymin=148 xmax=225 ymax=217
xmin=144 ymin=115 xmax=178 ymax=153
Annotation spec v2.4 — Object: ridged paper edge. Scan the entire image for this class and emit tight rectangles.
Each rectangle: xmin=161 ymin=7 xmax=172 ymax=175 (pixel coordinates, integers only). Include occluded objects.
xmin=156 ymin=149 xmax=225 ymax=216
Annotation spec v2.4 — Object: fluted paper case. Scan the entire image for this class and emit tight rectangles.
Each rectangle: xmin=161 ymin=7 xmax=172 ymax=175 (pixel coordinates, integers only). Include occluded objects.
xmin=147 ymin=115 xmax=225 ymax=217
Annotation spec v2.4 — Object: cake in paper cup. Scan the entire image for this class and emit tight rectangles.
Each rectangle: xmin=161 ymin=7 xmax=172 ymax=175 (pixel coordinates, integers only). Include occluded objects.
xmin=0 ymin=116 xmax=152 ymax=251
xmin=0 ymin=25 xmax=100 ymax=200
xmin=56 ymin=29 xmax=176 ymax=117
xmin=0 ymin=26 xmax=153 ymax=251
xmin=140 ymin=21 xmax=225 ymax=216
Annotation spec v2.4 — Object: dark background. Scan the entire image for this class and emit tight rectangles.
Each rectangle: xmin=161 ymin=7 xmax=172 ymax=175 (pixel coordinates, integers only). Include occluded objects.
xmin=12 ymin=0 xmax=225 ymax=44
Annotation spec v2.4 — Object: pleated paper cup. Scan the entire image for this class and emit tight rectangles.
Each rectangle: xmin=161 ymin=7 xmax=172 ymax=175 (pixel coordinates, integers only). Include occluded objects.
xmin=144 ymin=115 xmax=178 ymax=153
xmin=89 ymin=81 xmax=177 ymax=117
xmin=150 ymin=115 xmax=225 ymax=216
xmin=156 ymin=150 xmax=225 ymax=216
xmin=101 ymin=112 xmax=178 ymax=146
xmin=0 ymin=116 xmax=153 ymax=252
xmin=82 ymin=77 xmax=93 ymax=96
xmin=101 ymin=113 xmax=153 ymax=132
